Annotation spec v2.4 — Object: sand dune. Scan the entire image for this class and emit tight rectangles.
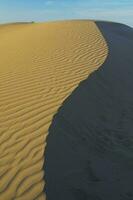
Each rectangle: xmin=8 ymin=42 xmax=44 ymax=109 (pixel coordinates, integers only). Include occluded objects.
xmin=0 ymin=20 xmax=107 ymax=200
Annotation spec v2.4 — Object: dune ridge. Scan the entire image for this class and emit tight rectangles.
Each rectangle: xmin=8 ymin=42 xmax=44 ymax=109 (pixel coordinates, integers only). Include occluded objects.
xmin=0 ymin=20 xmax=108 ymax=200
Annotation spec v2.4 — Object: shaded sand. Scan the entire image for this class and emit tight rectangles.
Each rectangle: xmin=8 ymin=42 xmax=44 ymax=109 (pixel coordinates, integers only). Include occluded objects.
xmin=44 ymin=22 xmax=133 ymax=199
xmin=0 ymin=20 xmax=107 ymax=200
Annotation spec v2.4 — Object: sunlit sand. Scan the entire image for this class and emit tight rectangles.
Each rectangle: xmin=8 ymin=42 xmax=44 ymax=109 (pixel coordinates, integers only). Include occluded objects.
xmin=0 ymin=20 xmax=107 ymax=200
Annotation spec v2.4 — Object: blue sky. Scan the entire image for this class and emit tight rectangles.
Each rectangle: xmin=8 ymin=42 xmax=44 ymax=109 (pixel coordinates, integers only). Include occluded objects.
xmin=0 ymin=0 xmax=133 ymax=27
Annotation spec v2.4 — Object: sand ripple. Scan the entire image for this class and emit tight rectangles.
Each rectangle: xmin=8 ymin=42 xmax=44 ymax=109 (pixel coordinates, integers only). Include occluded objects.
xmin=0 ymin=20 xmax=108 ymax=200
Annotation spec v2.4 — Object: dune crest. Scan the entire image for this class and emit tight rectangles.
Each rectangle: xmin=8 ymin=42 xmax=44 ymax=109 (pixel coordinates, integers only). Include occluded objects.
xmin=0 ymin=20 xmax=107 ymax=200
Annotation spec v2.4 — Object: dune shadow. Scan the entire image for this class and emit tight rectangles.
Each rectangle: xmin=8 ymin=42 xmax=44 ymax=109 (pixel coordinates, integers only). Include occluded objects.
xmin=44 ymin=21 xmax=133 ymax=200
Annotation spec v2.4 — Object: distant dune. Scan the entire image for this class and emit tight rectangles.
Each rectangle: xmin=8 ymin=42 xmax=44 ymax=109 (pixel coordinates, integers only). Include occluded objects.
xmin=1 ymin=19 xmax=132 ymax=200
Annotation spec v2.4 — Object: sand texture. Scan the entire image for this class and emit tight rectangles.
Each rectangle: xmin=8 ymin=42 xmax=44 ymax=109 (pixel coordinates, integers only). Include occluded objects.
xmin=0 ymin=20 xmax=107 ymax=200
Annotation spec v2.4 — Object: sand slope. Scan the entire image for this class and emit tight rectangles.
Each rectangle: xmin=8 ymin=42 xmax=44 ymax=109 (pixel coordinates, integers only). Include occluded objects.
xmin=0 ymin=20 xmax=107 ymax=200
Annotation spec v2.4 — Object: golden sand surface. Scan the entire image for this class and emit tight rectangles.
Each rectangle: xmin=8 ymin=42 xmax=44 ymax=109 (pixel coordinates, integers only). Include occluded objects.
xmin=0 ymin=20 xmax=108 ymax=200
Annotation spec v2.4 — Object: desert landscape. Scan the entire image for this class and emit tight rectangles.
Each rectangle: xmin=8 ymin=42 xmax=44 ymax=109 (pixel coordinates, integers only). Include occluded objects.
xmin=0 ymin=0 xmax=133 ymax=196
xmin=0 ymin=20 xmax=108 ymax=200
xmin=0 ymin=14 xmax=133 ymax=200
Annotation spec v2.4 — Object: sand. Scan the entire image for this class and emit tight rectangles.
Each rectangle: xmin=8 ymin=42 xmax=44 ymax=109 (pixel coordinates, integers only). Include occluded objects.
xmin=44 ymin=22 xmax=133 ymax=199
xmin=0 ymin=20 xmax=107 ymax=200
